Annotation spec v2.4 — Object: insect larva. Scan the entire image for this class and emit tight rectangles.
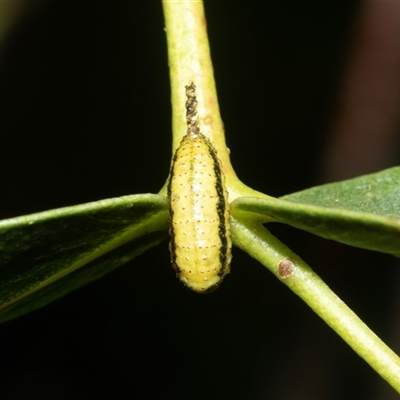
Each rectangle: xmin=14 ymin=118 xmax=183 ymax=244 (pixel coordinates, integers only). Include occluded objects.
xmin=167 ymin=82 xmax=232 ymax=293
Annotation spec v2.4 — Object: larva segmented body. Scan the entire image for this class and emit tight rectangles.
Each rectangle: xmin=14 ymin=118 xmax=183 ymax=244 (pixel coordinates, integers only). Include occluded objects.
xmin=168 ymin=82 xmax=232 ymax=293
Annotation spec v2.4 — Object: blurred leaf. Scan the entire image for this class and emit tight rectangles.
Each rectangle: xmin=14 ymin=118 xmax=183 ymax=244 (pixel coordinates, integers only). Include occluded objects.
xmin=0 ymin=194 xmax=168 ymax=323
xmin=232 ymin=167 xmax=400 ymax=255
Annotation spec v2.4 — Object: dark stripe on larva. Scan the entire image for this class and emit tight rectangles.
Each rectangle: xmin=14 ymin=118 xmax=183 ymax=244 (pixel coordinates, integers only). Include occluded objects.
xmin=206 ymin=140 xmax=229 ymax=277
xmin=167 ymin=149 xmax=179 ymax=272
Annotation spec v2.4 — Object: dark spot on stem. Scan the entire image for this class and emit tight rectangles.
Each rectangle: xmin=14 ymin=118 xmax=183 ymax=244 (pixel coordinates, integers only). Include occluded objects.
xmin=278 ymin=259 xmax=295 ymax=279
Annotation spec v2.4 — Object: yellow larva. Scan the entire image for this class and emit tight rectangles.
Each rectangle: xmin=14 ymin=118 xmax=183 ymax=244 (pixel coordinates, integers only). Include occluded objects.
xmin=167 ymin=82 xmax=232 ymax=293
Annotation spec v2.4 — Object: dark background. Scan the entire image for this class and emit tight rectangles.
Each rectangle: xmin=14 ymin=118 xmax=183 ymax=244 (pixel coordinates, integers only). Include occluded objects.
xmin=0 ymin=2 xmax=399 ymax=399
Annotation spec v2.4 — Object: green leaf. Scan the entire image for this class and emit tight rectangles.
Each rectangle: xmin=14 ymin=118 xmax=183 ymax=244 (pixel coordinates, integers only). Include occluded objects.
xmin=0 ymin=194 xmax=169 ymax=323
xmin=231 ymin=167 xmax=400 ymax=255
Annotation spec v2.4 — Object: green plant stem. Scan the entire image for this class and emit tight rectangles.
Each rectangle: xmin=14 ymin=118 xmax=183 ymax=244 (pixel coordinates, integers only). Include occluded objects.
xmin=160 ymin=0 xmax=267 ymax=200
xmin=231 ymin=216 xmax=400 ymax=393
xmin=162 ymin=0 xmax=227 ymax=156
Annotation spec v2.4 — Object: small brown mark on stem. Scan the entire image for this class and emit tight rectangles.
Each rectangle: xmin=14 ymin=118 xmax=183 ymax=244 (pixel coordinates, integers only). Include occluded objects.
xmin=278 ymin=259 xmax=295 ymax=279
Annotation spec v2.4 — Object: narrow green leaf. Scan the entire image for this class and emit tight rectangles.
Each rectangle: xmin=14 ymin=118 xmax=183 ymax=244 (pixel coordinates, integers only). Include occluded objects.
xmin=231 ymin=167 xmax=400 ymax=255
xmin=0 ymin=194 xmax=169 ymax=323
xmin=282 ymin=167 xmax=400 ymax=216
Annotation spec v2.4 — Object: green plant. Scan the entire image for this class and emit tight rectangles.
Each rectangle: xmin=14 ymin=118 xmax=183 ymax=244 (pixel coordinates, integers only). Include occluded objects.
xmin=1 ymin=1 xmax=399 ymax=394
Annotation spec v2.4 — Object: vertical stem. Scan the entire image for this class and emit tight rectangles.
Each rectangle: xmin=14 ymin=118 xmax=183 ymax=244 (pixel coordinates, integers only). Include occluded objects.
xmin=162 ymin=1 xmax=226 ymax=153
xmin=161 ymin=0 xmax=266 ymax=200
